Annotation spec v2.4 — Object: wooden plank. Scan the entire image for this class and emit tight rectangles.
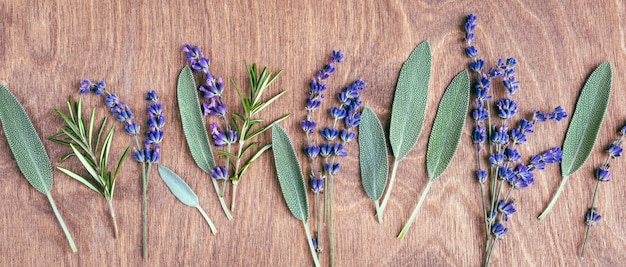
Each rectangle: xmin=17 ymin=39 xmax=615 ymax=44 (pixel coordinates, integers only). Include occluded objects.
xmin=0 ymin=0 xmax=624 ymax=265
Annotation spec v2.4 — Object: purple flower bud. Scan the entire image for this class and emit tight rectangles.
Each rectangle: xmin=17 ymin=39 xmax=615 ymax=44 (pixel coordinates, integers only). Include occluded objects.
xmin=304 ymin=145 xmax=320 ymax=159
xmin=301 ymin=120 xmax=316 ymax=134
xmin=465 ymin=46 xmax=478 ymax=58
xmin=146 ymin=90 xmax=158 ymax=102
xmin=608 ymin=143 xmax=622 ymax=158
xmin=476 ymin=170 xmax=487 ymax=183
xmin=211 ymin=166 xmax=229 ymax=180
xmin=340 ymin=129 xmax=356 ymax=143
xmin=497 ymin=200 xmax=516 ymax=221
xmin=319 ymin=143 xmax=334 ymax=158
xmin=496 ymin=98 xmax=517 ymax=120
xmin=585 ymin=209 xmax=602 ymax=226
xmin=310 ymin=176 xmax=324 ymax=193
xmin=595 ymin=167 xmax=611 ymax=182
xmin=320 ymin=128 xmax=339 ymax=141
xmin=125 ymin=122 xmax=140 ymax=135
xmin=491 ymin=223 xmax=508 ymax=238
xmin=324 ymin=163 xmax=341 ymax=176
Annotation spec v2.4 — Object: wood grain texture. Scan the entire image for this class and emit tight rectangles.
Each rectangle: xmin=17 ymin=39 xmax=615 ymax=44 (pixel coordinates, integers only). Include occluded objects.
xmin=1 ymin=0 xmax=625 ymax=266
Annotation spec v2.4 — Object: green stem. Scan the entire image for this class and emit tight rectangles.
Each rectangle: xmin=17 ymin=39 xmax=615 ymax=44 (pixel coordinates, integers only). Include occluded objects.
xmin=210 ymin=177 xmax=233 ymax=220
xmin=538 ymin=175 xmax=569 ymax=220
xmin=315 ymin=191 xmax=321 ymax=253
xmin=231 ymin=182 xmax=238 ymax=211
xmin=581 ymin=181 xmax=602 ymax=257
xmin=142 ymin=162 xmax=150 ymax=259
xmin=398 ymin=180 xmax=434 ymax=240
xmin=46 ymin=193 xmax=77 ymax=252
xmin=303 ymin=221 xmax=321 ymax=267
xmin=196 ymin=205 xmax=218 ymax=235
xmin=484 ymin=237 xmax=498 ymax=267
xmin=479 ymin=183 xmax=490 ymax=242
xmin=374 ymin=200 xmax=383 ymax=224
xmin=377 ymin=159 xmax=400 ymax=222
xmin=107 ymin=198 xmax=119 ymax=239
xmin=329 ymin=173 xmax=335 ymax=267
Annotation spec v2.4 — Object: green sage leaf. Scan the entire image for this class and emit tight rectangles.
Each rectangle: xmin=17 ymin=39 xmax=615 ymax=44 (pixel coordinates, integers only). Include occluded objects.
xmin=177 ymin=66 xmax=216 ymax=173
xmin=426 ymin=70 xmax=470 ymax=180
xmin=157 ymin=164 xmax=218 ymax=234
xmin=561 ymin=61 xmax=612 ymax=177
xmin=538 ymin=61 xmax=613 ymax=220
xmin=0 ymin=84 xmax=77 ymax=252
xmin=0 ymin=84 xmax=53 ymax=194
xmin=157 ymin=164 xmax=200 ymax=207
xmin=388 ymin=41 xmax=432 ymax=161
xmin=359 ymin=107 xmax=389 ymax=201
xmin=271 ymin=124 xmax=309 ymax=222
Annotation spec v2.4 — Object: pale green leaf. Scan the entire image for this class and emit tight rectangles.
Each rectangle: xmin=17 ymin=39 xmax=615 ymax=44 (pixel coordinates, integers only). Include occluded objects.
xmin=388 ymin=41 xmax=432 ymax=161
xmin=359 ymin=107 xmax=389 ymax=201
xmin=271 ymin=124 xmax=309 ymax=222
xmin=245 ymin=113 xmax=290 ymax=141
xmin=177 ymin=66 xmax=216 ymax=173
xmin=57 ymin=167 xmax=103 ymax=196
xmin=157 ymin=165 xmax=200 ymax=207
xmin=561 ymin=61 xmax=613 ymax=177
xmin=426 ymin=70 xmax=470 ymax=180
xmin=0 ymin=84 xmax=53 ymax=194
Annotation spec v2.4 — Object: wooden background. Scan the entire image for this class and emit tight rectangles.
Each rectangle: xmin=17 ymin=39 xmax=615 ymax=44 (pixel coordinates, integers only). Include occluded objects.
xmin=0 ymin=0 xmax=625 ymax=266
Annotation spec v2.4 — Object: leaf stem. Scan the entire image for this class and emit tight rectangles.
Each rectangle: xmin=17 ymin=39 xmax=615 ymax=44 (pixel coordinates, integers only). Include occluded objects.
xmin=196 ymin=205 xmax=218 ymax=235
xmin=581 ymin=180 xmax=602 ymax=258
xmin=210 ymin=177 xmax=233 ymax=220
xmin=303 ymin=220 xmax=321 ymax=267
xmin=538 ymin=176 xmax=569 ymax=220
xmin=231 ymin=182 xmax=238 ymax=211
xmin=398 ymin=180 xmax=434 ymax=240
xmin=484 ymin=237 xmax=498 ymax=267
xmin=107 ymin=198 xmax=119 ymax=239
xmin=377 ymin=159 xmax=400 ymax=222
xmin=46 ymin=193 xmax=77 ymax=252
xmin=315 ymin=191 xmax=322 ymax=253
xmin=374 ymin=200 xmax=383 ymax=224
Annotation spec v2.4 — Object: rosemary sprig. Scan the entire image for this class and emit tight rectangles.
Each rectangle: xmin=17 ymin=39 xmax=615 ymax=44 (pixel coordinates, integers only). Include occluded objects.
xmin=49 ymin=97 xmax=130 ymax=238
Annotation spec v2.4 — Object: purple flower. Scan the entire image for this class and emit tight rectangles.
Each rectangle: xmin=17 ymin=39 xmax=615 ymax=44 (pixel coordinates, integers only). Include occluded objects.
xmin=183 ymin=44 xmax=204 ymax=66
xmin=345 ymin=111 xmax=362 ymax=128
xmin=324 ymin=163 xmax=341 ymax=176
xmin=504 ymin=147 xmax=521 ymax=163
xmin=211 ymin=166 xmax=229 ymax=180
xmin=340 ymin=129 xmax=356 ymax=143
xmin=146 ymin=90 xmax=159 ymax=102
xmin=464 ymin=14 xmax=477 ymax=43
xmin=509 ymin=128 xmax=527 ymax=145
xmin=491 ymin=128 xmax=509 ymax=146
xmin=210 ymin=123 xmax=235 ymax=147
xmin=472 ymin=125 xmax=487 ymax=145
xmin=533 ymin=110 xmax=547 ymax=122
xmin=320 ymin=128 xmax=339 ymax=141
xmin=496 ymin=98 xmax=517 ymax=119
xmin=470 ymin=59 xmax=484 ymax=73
xmin=491 ymin=223 xmax=508 ymax=238
xmin=585 ymin=209 xmax=602 ymax=226
xmin=319 ymin=143 xmax=334 ymax=158
xmin=595 ymin=167 xmax=611 ymax=182
xmin=145 ymin=130 xmax=164 ymax=144
xmin=330 ymin=107 xmax=347 ymax=119
xmin=547 ymin=106 xmax=568 ymax=121
xmin=304 ymin=145 xmax=320 ymax=159
xmin=125 ymin=122 xmax=141 ymax=135
xmin=105 ymin=93 xmax=119 ymax=108
xmin=301 ymin=120 xmax=317 ymax=134
xmin=465 ymin=46 xmax=478 ymax=58
xmin=331 ymin=50 xmax=344 ymax=63
xmin=497 ymin=200 xmax=516 ymax=221
xmin=476 ymin=169 xmax=487 ymax=183
xmin=306 ymin=97 xmax=322 ymax=111
xmin=489 ymin=153 xmax=505 ymax=166
xmin=517 ymin=118 xmax=535 ymax=133
xmin=310 ymin=175 xmax=324 ymax=193
xmin=472 ymin=107 xmax=488 ymax=122
xmin=608 ymin=143 xmax=623 ymax=158
xmin=513 ymin=164 xmax=534 ymax=189
xmin=333 ymin=143 xmax=348 ymax=157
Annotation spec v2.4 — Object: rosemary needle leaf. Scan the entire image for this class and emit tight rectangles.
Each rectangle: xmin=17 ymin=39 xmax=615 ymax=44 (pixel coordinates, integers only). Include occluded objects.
xmin=359 ymin=106 xmax=389 ymax=202
xmin=271 ymin=124 xmax=309 ymax=222
xmin=389 ymin=41 xmax=432 ymax=161
xmin=177 ymin=66 xmax=216 ymax=173
xmin=538 ymin=61 xmax=612 ymax=220
xmin=0 ymin=83 xmax=77 ymax=252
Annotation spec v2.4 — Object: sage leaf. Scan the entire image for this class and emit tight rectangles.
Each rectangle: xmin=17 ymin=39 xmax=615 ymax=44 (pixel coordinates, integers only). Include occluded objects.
xmin=358 ymin=107 xmax=389 ymax=223
xmin=157 ymin=164 xmax=217 ymax=234
xmin=177 ymin=66 xmax=215 ymax=173
xmin=538 ymin=61 xmax=612 ymax=220
xmin=388 ymin=41 xmax=431 ymax=161
xmin=0 ymin=84 xmax=77 ymax=252
xmin=271 ymin=124 xmax=319 ymax=267
xmin=426 ymin=70 xmax=470 ymax=180
xmin=398 ymin=70 xmax=470 ymax=240
xmin=271 ymin=124 xmax=309 ymax=222
xmin=178 ymin=66 xmax=232 ymax=220
xmin=377 ymin=41 xmax=432 ymax=222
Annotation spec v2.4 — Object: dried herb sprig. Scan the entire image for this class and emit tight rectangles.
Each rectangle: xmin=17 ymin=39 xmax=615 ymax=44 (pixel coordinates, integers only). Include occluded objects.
xmin=181 ymin=44 xmax=289 ymax=216
xmin=80 ymin=81 xmax=165 ymax=258
xmin=462 ymin=14 xmax=567 ymax=266
xmin=0 ymin=83 xmax=77 ymax=252
xmin=580 ymin=123 xmax=625 ymax=257
xmin=49 ymin=97 xmax=131 ymax=238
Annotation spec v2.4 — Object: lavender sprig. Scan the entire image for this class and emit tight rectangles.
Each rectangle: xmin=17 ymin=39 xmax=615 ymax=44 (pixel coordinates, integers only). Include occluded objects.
xmin=301 ymin=50 xmax=344 ymax=255
xmin=80 ymin=80 xmax=165 ymax=259
xmin=463 ymin=14 xmax=567 ymax=266
xmin=580 ymin=123 xmax=625 ymax=258
xmin=183 ymin=44 xmax=289 ymax=214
